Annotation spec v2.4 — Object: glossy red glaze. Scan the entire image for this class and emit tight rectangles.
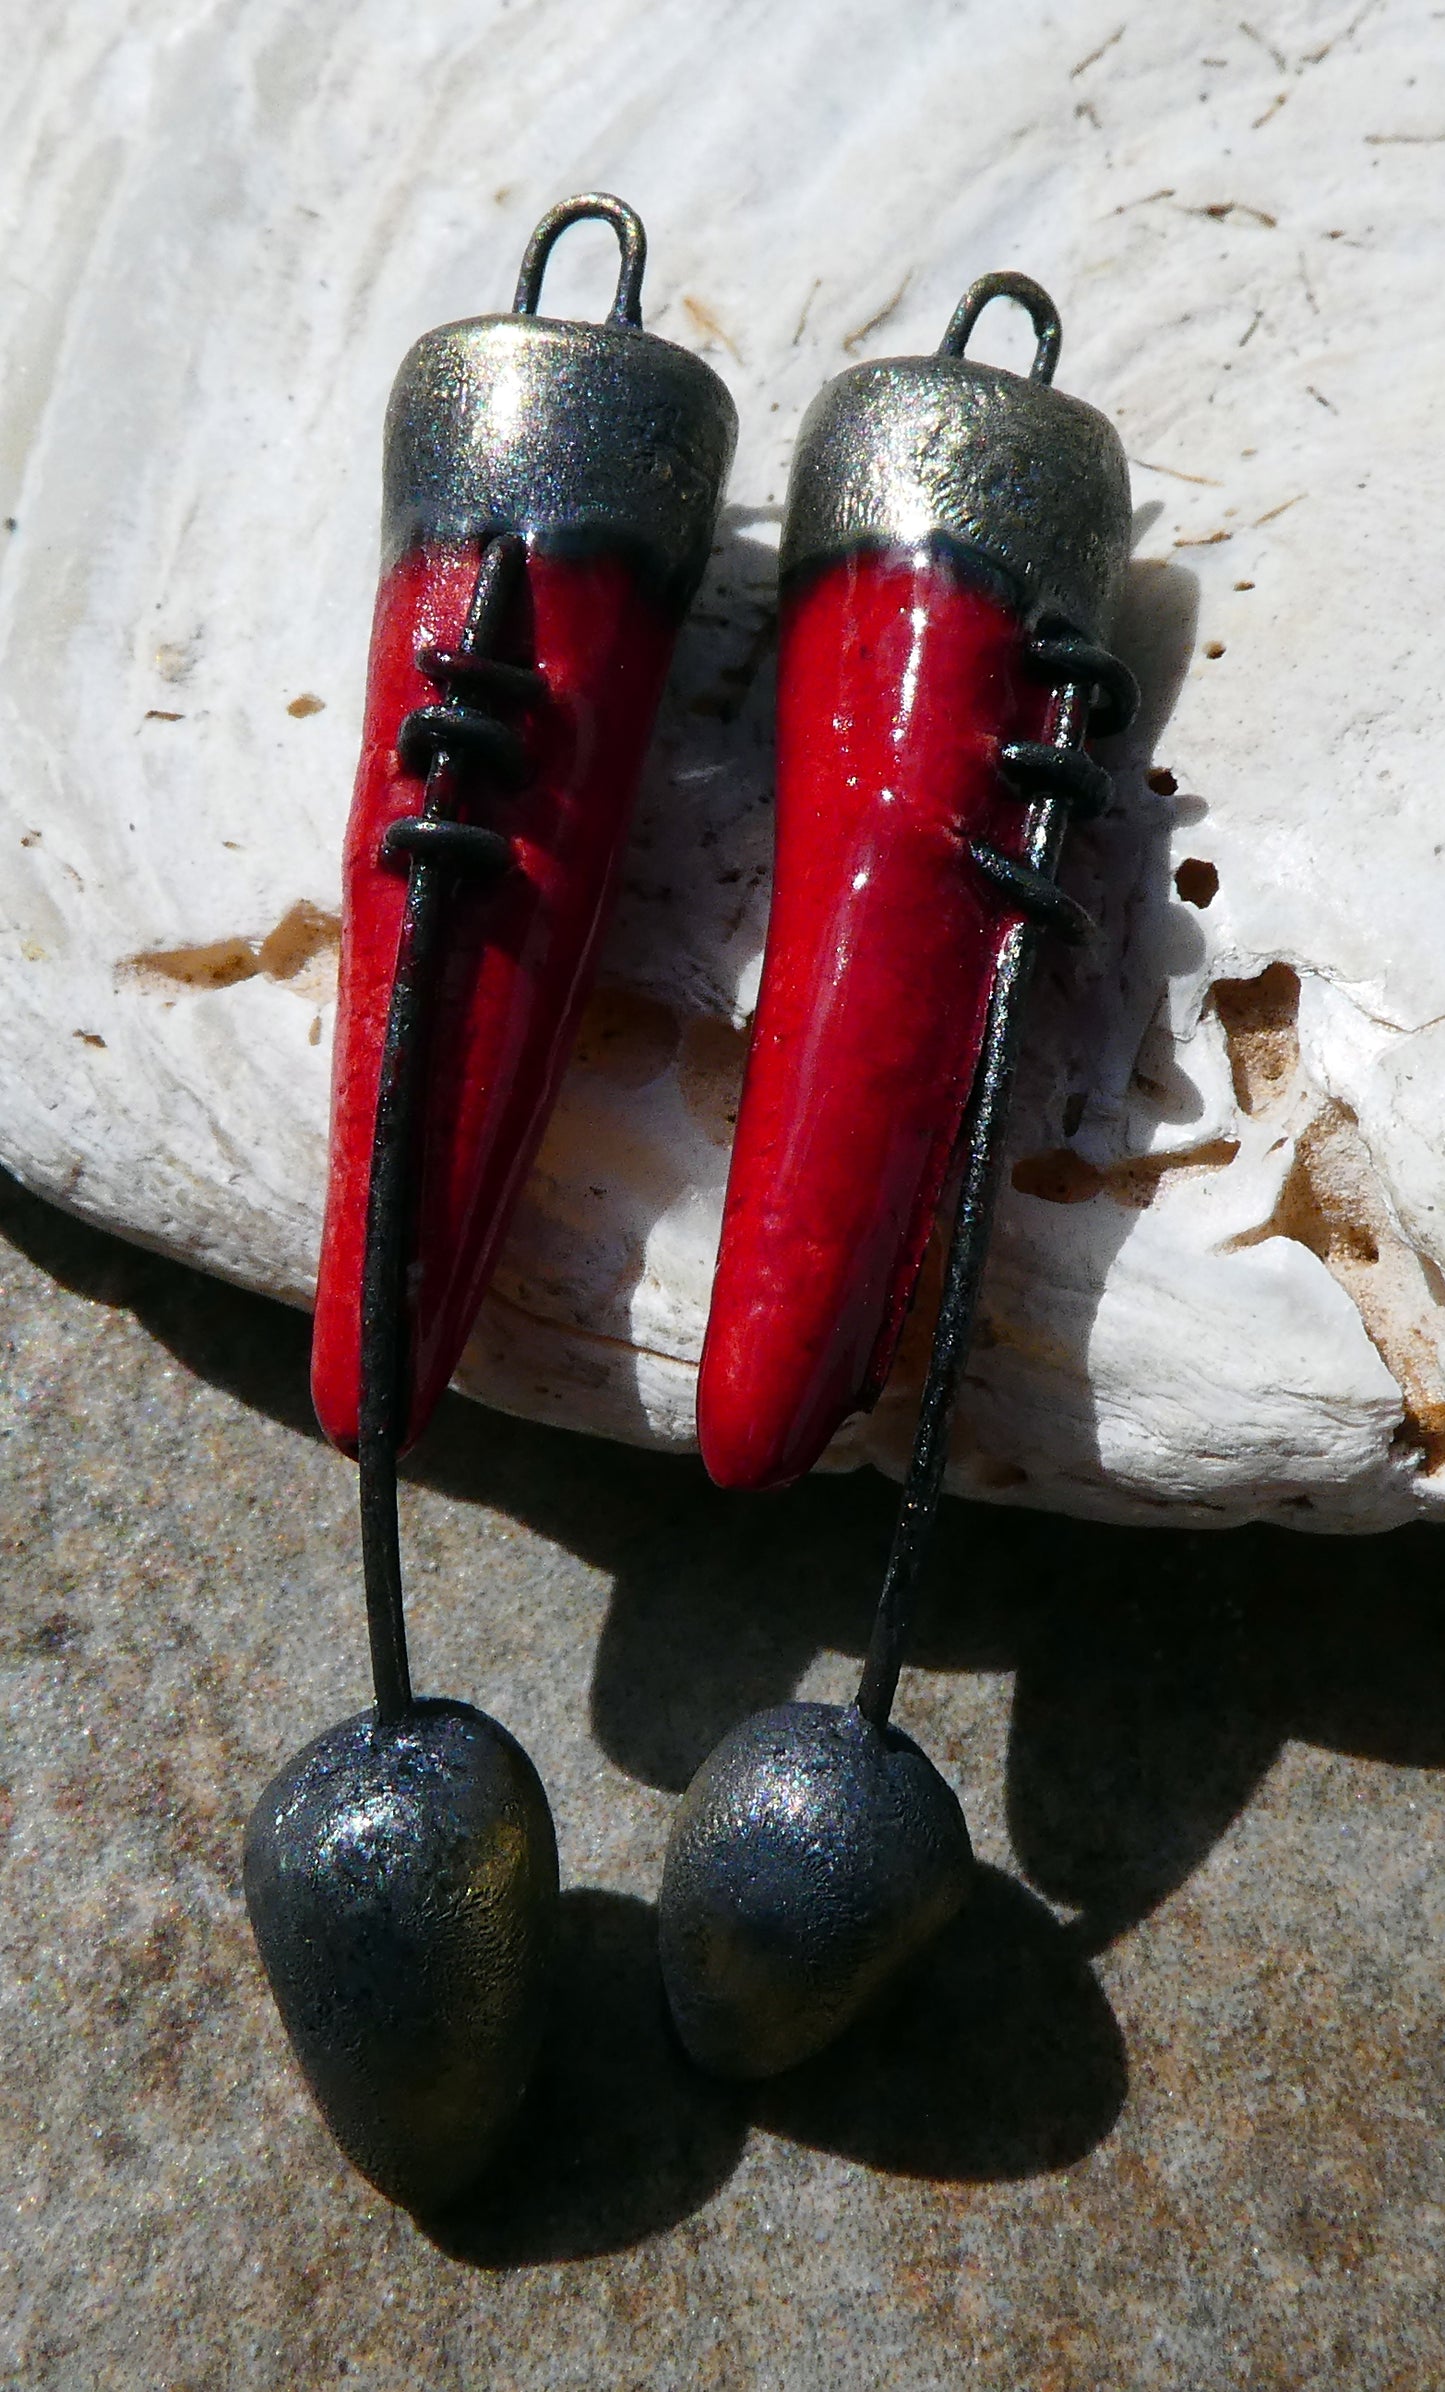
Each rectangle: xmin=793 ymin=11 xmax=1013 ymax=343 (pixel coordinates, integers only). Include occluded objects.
xmin=312 ymin=539 xmax=674 ymax=1456
xmin=697 ymin=545 xmax=1052 ymax=1492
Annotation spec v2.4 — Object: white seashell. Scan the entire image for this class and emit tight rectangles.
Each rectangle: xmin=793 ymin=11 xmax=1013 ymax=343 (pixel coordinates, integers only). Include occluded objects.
xmin=1 ymin=1 xmax=1440 ymax=1529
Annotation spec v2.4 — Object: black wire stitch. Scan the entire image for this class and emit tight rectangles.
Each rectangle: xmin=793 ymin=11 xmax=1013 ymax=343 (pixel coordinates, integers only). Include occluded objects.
xmin=969 ymin=615 xmax=1139 ymax=948
xmin=357 ymin=530 xmax=541 ymax=1723
xmin=857 ymin=615 xmax=1138 ymax=1729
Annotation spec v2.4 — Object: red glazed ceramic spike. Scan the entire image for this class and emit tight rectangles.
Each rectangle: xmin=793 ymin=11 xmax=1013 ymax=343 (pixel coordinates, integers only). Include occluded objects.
xmin=699 ymin=548 xmax=1053 ymax=1490
xmin=310 ymin=199 xmax=735 ymax=1456
xmin=312 ymin=544 xmax=678 ymax=1453
xmin=662 ymin=277 xmax=1139 ymax=2086
xmin=697 ymin=276 xmax=1131 ymax=1491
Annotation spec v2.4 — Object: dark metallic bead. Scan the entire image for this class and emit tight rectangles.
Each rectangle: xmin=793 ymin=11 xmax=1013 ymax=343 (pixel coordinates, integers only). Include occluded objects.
xmin=659 ymin=1702 xmax=974 ymax=2081
xmin=244 ymin=1699 xmax=558 ymax=2213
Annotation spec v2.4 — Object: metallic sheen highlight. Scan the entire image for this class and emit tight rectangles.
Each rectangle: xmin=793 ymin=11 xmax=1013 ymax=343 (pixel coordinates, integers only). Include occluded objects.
xmin=383 ymin=315 xmax=738 ymax=613
xmin=780 ymin=357 xmax=1132 ymax=638
xmin=659 ymin=1702 xmax=974 ymax=2080
xmin=244 ymin=1700 xmax=558 ymax=2213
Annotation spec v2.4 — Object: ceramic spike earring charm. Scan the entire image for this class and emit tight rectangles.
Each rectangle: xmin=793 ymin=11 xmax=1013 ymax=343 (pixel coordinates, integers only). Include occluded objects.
xmin=311 ymin=193 xmax=737 ymax=1456
xmin=243 ymin=195 xmax=735 ymax=2210
xmin=660 ymin=273 xmax=1138 ymax=2078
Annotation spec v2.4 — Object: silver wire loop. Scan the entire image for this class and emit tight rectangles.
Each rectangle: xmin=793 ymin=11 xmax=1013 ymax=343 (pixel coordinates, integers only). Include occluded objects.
xmin=939 ymin=270 xmax=1062 ymax=385
xmin=512 ymin=192 xmax=647 ymax=328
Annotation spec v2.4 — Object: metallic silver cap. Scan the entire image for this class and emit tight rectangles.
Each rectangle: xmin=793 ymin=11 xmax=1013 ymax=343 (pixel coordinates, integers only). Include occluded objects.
xmin=383 ymin=313 xmax=737 ymax=612
xmin=780 ymin=274 xmax=1131 ymax=638
xmin=379 ymin=196 xmax=734 ymax=615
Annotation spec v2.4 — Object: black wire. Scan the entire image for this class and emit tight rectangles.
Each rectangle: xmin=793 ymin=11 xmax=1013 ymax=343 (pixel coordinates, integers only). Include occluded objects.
xmin=855 ymin=621 xmax=1136 ymax=1729
xmin=356 ymin=534 xmax=535 ymax=1722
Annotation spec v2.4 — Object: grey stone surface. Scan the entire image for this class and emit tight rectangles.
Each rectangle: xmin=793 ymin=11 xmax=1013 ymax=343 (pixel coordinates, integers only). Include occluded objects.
xmin=0 ymin=1166 xmax=1441 ymax=2391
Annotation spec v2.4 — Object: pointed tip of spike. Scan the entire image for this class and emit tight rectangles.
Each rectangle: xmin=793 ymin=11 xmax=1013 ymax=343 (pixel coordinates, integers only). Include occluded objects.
xmin=697 ymin=1405 xmax=814 ymax=1492
xmin=696 ymin=1336 xmax=863 ymax=1493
